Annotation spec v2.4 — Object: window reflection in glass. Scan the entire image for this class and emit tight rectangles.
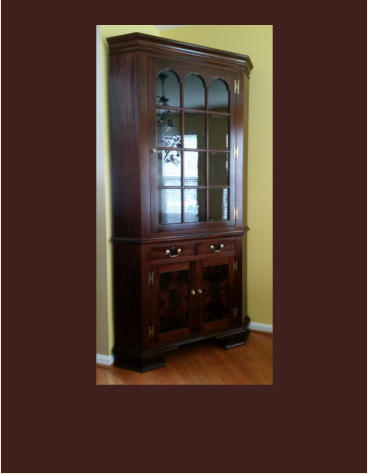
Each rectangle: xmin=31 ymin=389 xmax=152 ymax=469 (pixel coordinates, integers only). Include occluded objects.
xmin=184 ymin=74 xmax=205 ymax=110
xmin=158 ymin=150 xmax=181 ymax=187
xmin=157 ymin=109 xmax=181 ymax=148
xmin=184 ymin=151 xmax=206 ymax=186
xmin=184 ymin=189 xmax=206 ymax=223
xmin=159 ymin=189 xmax=182 ymax=224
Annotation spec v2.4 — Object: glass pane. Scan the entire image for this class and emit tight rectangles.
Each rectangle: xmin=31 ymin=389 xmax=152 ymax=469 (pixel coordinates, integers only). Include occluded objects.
xmin=159 ymin=270 xmax=189 ymax=333
xmin=208 ymin=79 xmax=229 ymax=112
xmin=158 ymin=189 xmax=181 ymax=224
xmin=156 ymin=70 xmax=180 ymax=107
xmin=209 ymin=152 xmax=229 ymax=185
xmin=184 ymin=113 xmax=205 ymax=149
xmin=184 ymin=189 xmax=206 ymax=223
xmin=184 ymin=74 xmax=205 ymax=110
xmin=157 ymin=150 xmax=181 ymax=186
xmin=209 ymin=188 xmax=229 ymax=221
xmin=209 ymin=115 xmax=229 ymax=150
xmin=184 ymin=151 xmax=206 ymax=186
xmin=202 ymin=264 xmax=230 ymax=322
xmin=157 ymin=109 xmax=181 ymax=148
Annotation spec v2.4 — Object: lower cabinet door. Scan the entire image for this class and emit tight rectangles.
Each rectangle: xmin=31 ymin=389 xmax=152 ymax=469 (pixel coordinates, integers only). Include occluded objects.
xmin=199 ymin=255 xmax=235 ymax=332
xmin=150 ymin=261 xmax=194 ymax=344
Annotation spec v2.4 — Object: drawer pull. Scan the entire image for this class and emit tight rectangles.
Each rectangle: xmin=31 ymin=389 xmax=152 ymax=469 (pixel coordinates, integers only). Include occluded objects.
xmin=165 ymin=247 xmax=182 ymax=258
xmin=190 ymin=289 xmax=196 ymax=296
xmin=197 ymin=289 xmax=203 ymax=295
xmin=209 ymin=243 xmax=224 ymax=253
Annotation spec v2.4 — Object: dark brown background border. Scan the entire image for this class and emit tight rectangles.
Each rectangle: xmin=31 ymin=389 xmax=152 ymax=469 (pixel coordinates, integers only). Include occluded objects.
xmin=3 ymin=2 xmax=366 ymax=473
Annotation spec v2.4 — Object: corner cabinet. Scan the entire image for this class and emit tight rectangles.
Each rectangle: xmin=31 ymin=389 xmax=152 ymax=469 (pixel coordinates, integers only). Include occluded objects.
xmin=107 ymin=33 xmax=253 ymax=372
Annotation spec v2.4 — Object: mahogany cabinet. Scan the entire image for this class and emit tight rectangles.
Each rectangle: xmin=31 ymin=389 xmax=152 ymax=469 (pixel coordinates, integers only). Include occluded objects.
xmin=107 ymin=32 xmax=253 ymax=371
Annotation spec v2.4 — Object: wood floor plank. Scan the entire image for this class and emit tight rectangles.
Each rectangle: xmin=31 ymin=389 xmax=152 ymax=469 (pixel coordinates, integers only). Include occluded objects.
xmin=96 ymin=332 xmax=273 ymax=385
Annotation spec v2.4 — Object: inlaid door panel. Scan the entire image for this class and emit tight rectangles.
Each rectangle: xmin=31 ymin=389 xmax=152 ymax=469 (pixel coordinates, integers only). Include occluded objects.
xmin=199 ymin=255 xmax=235 ymax=332
xmin=150 ymin=261 xmax=195 ymax=344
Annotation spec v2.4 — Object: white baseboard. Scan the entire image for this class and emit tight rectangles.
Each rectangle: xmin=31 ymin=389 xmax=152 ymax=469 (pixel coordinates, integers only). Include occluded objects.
xmin=96 ymin=353 xmax=114 ymax=366
xmin=249 ymin=322 xmax=273 ymax=333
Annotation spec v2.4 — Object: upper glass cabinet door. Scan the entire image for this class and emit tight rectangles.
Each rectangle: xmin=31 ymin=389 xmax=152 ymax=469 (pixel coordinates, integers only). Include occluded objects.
xmin=155 ymin=68 xmax=233 ymax=226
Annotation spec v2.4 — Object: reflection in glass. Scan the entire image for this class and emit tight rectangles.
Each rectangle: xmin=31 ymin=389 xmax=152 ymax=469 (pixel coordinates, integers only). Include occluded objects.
xmin=184 ymin=189 xmax=206 ymax=222
xmin=209 ymin=188 xmax=229 ymax=221
xmin=159 ymin=189 xmax=181 ymax=224
xmin=209 ymin=152 xmax=229 ymax=185
xmin=184 ymin=151 xmax=206 ymax=186
xmin=184 ymin=74 xmax=205 ymax=110
xmin=157 ymin=109 xmax=181 ymax=148
xmin=208 ymin=79 xmax=229 ymax=112
xmin=158 ymin=150 xmax=181 ymax=186
xmin=156 ymin=70 xmax=180 ymax=107
xmin=209 ymin=115 xmax=229 ymax=150
xmin=184 ymin=113 xmax=205 ymax=149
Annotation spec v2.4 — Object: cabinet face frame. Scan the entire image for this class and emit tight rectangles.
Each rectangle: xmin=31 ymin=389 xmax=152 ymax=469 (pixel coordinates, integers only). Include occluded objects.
xmin=148 ymin=57 xmax=240 ymax=235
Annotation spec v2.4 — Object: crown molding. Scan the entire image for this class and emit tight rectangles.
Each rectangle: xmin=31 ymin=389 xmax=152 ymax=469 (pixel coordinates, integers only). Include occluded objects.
xmin=107 ymin=32 xmax=253 ymax=75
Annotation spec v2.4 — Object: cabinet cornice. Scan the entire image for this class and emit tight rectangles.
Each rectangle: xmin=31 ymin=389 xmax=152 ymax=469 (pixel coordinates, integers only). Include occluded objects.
xmin=107 ymin=32 xmax=253 ymax=76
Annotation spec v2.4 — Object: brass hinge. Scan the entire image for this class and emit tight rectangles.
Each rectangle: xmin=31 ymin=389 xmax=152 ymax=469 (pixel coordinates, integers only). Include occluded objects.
xmin=148 ymin=272 xmax=154 ymax=285
xmin=233 ymin=260 xmax=238 ymax=272
xmin=234 ymin=79 xmax=240 ymax=94
xmin=234 ymin=145 xmax=239 ymax=158
xmin=148 ymin=325 xmax=155 ymax=339
xmin=233 ymin=207 xmax=238 ymax=220
xmin=233 ymin=307 xmax=239 ymax=319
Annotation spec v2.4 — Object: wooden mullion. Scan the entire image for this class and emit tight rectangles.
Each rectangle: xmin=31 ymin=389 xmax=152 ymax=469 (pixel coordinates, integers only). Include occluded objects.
xmin=205 ymin=86 xmax=209 ymax=221
xmin=180 ymin=81 xmax=184 ymax=223
xmin=156 ymin=105 xmax=230 ymax=116
xmin=158 ymin=147 xmax=230 ymax=153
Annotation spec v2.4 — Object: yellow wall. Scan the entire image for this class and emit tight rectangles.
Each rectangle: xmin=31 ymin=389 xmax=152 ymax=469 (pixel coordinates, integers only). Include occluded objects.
xmin=97 ymin=25 xmax=272 ymax=355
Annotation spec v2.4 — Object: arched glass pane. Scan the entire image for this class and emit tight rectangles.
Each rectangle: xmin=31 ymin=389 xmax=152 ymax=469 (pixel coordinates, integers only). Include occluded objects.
xmin=184 ymin=74 xmax=205 ymax=110
xmin=208 ymin=78 xmax=229 ymax=112
xmin=156 ymin=70 xmax=180 ymax=107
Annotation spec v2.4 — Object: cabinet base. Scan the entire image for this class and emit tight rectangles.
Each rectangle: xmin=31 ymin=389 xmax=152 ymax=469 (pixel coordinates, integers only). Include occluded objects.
xmin=113 ymin=316 xmax=251 ymax=372
xmin=114 ymin=351 xmax=166 ymax=372
xmin=217 ymin=315 xmax=251 ymax=349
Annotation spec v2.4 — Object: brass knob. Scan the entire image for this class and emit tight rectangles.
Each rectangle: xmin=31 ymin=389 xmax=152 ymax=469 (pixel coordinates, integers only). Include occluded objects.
xmin=191 ymin=290 xmax=196 ymax=296
xmin=165 ymin=248 xmax=182 ymax=258
xmin=151 ymin=148 xmax=157 ymax=153
xmin=197 ymin=289 xmax=203 ymax=295
xmin=209 ymin=243 xmax=225 ymax=253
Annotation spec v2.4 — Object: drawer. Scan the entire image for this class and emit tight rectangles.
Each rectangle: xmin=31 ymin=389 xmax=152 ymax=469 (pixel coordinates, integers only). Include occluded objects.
xmin=150 ymin=243 xmax=195 ymax=260
xmin=197 ymin=239 xmax=235 ymax=255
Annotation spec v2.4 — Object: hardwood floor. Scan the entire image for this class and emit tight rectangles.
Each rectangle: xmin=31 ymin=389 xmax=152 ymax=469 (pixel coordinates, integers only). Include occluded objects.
xmin=96 ymin=331 xmax=273 ymax=385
